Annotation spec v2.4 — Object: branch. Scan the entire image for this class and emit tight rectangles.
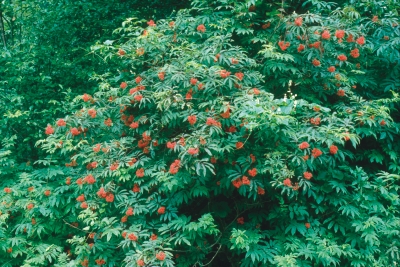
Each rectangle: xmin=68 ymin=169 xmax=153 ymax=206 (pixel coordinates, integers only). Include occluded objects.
xmin=0 ymin=11 xmax=7 ymax=49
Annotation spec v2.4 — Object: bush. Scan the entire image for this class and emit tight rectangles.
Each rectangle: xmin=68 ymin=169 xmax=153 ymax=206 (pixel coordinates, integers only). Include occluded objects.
xmin=1 ymin=0 xmax=400 ymax=266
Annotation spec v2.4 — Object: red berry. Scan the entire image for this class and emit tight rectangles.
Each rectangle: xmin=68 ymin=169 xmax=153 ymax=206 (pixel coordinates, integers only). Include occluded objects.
xmin=156 ymin=251 xmax=166 ymax=261
xmin=294 ymin=17 xmax=303 ymax=26
xmin=158 ymin=206 xmax=166 ymax=214
xmin=197 ymin=24 xmax=206 ymax=33
xmin=120 ymin=82 xmax=127 ymax=89
xmin=57 ymin=119 xmax=66 ymax=127
xmin=45 ymin=125 xmax=54 ymax=135
xmin=303 ymin=172 xmax=313 ymax=180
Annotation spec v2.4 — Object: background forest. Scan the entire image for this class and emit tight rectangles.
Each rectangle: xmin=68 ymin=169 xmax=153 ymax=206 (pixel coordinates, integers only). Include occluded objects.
xmin=0 ymin=0 xmax=400 ymax=266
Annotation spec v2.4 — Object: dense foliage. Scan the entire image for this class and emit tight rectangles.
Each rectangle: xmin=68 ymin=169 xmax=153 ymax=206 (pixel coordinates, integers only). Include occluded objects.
xmin=1 ymin=0 xmax=400 ymax=266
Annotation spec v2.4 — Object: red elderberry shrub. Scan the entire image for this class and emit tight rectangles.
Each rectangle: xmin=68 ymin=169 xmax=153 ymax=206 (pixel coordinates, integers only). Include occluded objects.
xmin=294 ymin=17 xmax=303 ymax=26
xmin=197 ymin=24 xmax=206 ymax=33
xmin=299 ymin=142 xmax=310 ymax=150
xmin=312 ymin=148 xmax=322 ymax=158
xmin=121 ymin=216 xmax=128 ymax=223
xmin=237 ymin=217 xmax=245 ymax=224
xmin=321 ymin=30 xmax=331 ymax=39
xmin=122 ymin=231 xmax=127 ymax=238
xmin=156 ymin=252 xmax=166 ymax=261
xmin=137 ymin=260 xmax=145 ymax=267
xmin=330 ymin=145 xmax=338 ymax=154
xmin=44 ymin=190 xmax=51 ymax=196
xmin=283 ymin=178 xmax=292 ymax=187
xmin=380 ymin=120 xmax=386 ymax=126
xmin=328 ymin=66 xmax=336 ymax=72
xmin=76 ymin=178 xmax=83 ymax=185
xmin=27 ymin=203 xmax=34 ymax=210
xmin=305 ymin=222 xmax=311 ymax=229
xmin=303 ymin=172 xmax=313 ymax=180
xmin=7 ymin=247 xmax=12 ymax=253
xmin=80 ymin=202 xmax=88 ymax=209
xmin=105 ymin=193 xmax=114 ymax=203
xmin=66 ymin=177 xmax=71 ymax=185
xmin=120 ymin=82 xmax=127 ymax=89
xmin=158 ymin=206 xmax=166 ymax=214
xmin=45 ymin=125 xmax=54 ymax=135
xmin=248 ymin=168 xmax=257 ymax=177
xmin=297 ymin=44 xmax=305 ymax=52
xmin=57 ymin=119 xmax=66 ymax=127
xmin=219 ymin=70 xmax=231 ymax=78
xmin=337 ymin=54 xmax=347 ymax=61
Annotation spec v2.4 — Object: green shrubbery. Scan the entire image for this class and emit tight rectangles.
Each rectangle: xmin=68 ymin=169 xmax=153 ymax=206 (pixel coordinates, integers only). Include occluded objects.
xmin=1 ymin=0 xmax=400 ymax=266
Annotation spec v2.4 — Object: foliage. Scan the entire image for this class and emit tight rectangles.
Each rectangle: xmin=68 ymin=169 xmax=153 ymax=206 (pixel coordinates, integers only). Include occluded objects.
xmin=1 ymin=0 xmax=400 ymax=266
